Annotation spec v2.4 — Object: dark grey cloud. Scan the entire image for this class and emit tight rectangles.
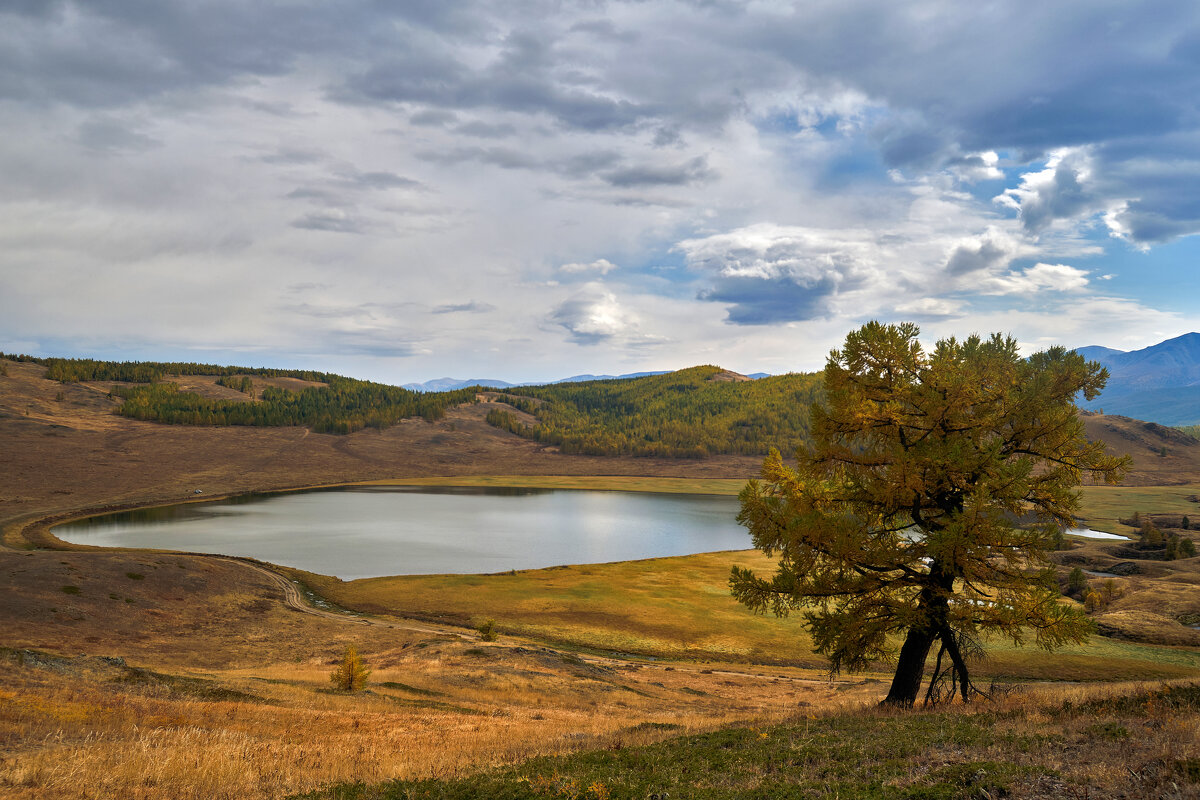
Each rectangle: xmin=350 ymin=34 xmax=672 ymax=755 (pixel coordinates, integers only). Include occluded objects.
xmin=945 ymin=231 xmax=1015 ymax=275
xmin=75 ymin=117 xmax=159 ymax=155
xmin=567 ymin=19 xmax=639 ymax=44
xmin=454 ymin=120 xmax=518 ymax=139
xmin=415 ymin=145 xmax=622 ymax=182
xmin=258 ymin=148 xmax=325 ymax=165
xmin=336 ymin=23 xmax=658 ymax=132
xmin=323 ymin=331 xmax=424 ymax=358
xmin=433 ymin=301 xmax=496 ymax=314
xmin=998 ymin=150 xmax=1100 ymax=235
xmin=678 ymin=225 xmax=874 ymax=325
xmin=417 ymin=145 xmax=542 ymax=171
xmin=409 ymin=109 xmax=459 ymax=127
xmin=699 ymin=275 xmax=840 ymax=325
xmin=291 ymin=211 xmax=365 ymax=234
xmin=341 ymin=170 xmax=423 ymax=191
xmin=287 ymin=187 xmax=343 ymax=202
xmin=603 ymin=156 xmax=713 ymax=187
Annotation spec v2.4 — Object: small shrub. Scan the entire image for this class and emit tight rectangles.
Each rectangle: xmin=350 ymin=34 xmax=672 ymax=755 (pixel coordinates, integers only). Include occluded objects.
xmin=60 ymin=585 xmax=80 ymax=595
xmin=1085 ymin=721 xmax=1130 ymax=740
xmin=125 ymin=572 xmax=145 ymax=580
xmin=1181 ymin=538 xmax=1197 ymax=558
xmin=477 ymin=619 xmax=497 ymax=642
xmin=329 ymin=645 xmax=370 ymax=692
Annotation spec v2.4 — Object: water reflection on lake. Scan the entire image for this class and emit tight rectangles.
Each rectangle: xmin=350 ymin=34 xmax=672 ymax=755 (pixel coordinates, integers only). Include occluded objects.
xmin=54 ymin=486 xmax=750 ymax=579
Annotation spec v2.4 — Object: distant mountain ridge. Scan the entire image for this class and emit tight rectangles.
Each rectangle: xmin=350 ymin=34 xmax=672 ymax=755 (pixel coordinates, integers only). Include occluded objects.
xmin=402 ymin=370 xmax=770 ymax=392
xmin=1077 ymin=332 xmax=1200 ymax=426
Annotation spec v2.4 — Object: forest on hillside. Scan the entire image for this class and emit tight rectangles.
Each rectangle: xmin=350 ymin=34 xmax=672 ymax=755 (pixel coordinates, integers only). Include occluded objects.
xmin=112 ymin=379 xmax=478 ymax=434
xmin=3 ymin=354 xmax=822 ymax=451
xmin=485 ymin=366 xmax=822 ymax=457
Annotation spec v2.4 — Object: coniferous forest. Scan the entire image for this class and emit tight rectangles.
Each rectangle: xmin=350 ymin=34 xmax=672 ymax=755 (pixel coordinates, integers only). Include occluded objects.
xmin=486 ymin=366 xmax=822 ymax=457
xmin=4 ymin=354 xmax=821 ymax=452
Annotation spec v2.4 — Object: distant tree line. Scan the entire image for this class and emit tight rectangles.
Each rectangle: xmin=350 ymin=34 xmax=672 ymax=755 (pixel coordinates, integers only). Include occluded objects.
xmin=0 ymin=353 xmax=332 ymax=384
xmin=484 ymin=366 xmax=824 ymax=457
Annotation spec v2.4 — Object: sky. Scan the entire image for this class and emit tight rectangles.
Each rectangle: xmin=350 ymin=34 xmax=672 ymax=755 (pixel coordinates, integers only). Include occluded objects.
xmin=2 ymin=1 xmax=1199 ymax=385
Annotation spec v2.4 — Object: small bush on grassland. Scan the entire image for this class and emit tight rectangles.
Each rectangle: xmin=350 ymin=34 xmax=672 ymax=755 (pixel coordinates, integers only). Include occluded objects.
xmin=329 ymin=645 xmax=369 ymax=692
xmin=477 ymin=619 xmax=498 ymax=642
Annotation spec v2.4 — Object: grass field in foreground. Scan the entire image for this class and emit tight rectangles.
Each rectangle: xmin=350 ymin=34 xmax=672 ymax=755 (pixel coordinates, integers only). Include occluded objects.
xmin=294 ymin=682 xmax=1200 ymax=800
xmin=300 ymin=549 xmax=1200 ymax=681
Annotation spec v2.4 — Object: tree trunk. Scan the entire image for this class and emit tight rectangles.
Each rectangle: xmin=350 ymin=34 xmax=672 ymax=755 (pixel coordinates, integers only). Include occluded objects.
xmin=939 ymin=625 xmax=973 ymax=703
xmin=880 ymin=624 xmax=936 ymax=706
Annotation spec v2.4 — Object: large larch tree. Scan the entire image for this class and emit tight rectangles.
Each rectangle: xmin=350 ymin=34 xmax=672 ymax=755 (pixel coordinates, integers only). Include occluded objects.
xmin=731 ymin=322 xmax=1129 ymax=706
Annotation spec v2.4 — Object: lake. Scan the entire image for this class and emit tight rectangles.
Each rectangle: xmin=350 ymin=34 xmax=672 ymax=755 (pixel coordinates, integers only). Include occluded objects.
xmin=54 ymin=486 xmax=750 ymax=579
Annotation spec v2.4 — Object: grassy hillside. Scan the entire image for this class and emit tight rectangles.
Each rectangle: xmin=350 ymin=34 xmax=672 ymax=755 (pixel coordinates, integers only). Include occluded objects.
xmin=487 ymin=366 xmax=823 ymax=457
xmin=2 ymin=353 xmax=479 ymax=434
xmin=296 ymin=547 xmax=1200 ymax=680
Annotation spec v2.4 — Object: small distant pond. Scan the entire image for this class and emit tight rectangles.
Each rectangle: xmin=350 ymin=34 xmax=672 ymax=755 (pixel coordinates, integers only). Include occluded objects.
xmin=54 ymin=486 xmax=750 ymax=579
xmin=1065 ymin=527 xmax=1129 ymax=540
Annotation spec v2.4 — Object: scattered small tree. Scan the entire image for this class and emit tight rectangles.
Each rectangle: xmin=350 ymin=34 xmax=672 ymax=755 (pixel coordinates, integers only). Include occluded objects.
xmin=329 ymin=645 xmax=370 ymax=692
xmin=1140 ymin=521 xmax=1163 ymax=547
xmin=732 ymin=322 xmax=1128 ymax=707
xmin=1180 ymin=538 xmax=1197 ymax=558
xmin=1098 ymin=579 xmax=1122 ymax=607
xmin=1166 ymin=536 xmax=1179 ymax=560
xmin=1067 ymin=567 xmax=1089 ymax=598
xmin=477 ymin=619 xmax=498 ymax=642
xmin=1183 ymin=515 xmax=1191 ymax=531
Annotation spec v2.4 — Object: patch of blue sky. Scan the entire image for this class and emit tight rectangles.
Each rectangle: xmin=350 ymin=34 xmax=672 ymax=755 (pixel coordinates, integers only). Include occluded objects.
xmin=753 ymin=109 xmax=807 ymax=135
xmin=617 ymin=247 xmax=697 ymax=299
xmin=1072 ymin=234 xmax=1200 ymax=315
xmin=815 ymin=140 xmax=890 ymax=191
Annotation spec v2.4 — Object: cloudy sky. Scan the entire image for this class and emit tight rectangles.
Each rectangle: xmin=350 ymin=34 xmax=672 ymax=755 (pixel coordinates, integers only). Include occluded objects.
xmin=3 ymin=1 xmax=1199 ymax=384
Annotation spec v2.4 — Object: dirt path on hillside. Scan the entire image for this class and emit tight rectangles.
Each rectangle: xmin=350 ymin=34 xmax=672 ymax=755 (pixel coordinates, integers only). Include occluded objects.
xmin=222 ymin=557 xmax=474 ymax=638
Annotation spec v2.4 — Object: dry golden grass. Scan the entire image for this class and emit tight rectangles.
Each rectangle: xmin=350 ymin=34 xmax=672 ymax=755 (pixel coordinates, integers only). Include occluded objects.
xmin=0 ymin=641 xmax=880 ymax=800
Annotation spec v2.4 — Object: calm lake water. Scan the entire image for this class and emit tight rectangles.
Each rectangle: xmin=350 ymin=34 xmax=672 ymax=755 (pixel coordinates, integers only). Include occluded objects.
xmin=54 ymin=486 xmax=750 ymax=579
